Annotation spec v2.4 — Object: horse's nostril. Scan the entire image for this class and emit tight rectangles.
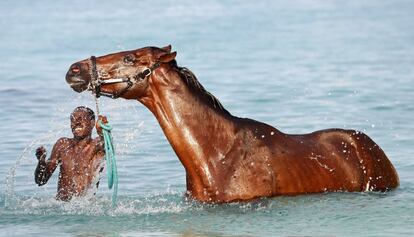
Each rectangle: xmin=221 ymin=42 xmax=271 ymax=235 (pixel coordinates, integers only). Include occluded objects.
xmin=72 ymin=67 xmax=80 ymax=73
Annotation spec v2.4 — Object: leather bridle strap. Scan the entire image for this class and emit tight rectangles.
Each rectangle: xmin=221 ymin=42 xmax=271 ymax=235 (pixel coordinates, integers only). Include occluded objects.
xmin=88 ymin=56 xmax=160 ymax=99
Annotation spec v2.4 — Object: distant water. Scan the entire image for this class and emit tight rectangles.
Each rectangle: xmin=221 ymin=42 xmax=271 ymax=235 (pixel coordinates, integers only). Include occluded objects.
xmin=1 ymin=0 xmax=413 ymax=236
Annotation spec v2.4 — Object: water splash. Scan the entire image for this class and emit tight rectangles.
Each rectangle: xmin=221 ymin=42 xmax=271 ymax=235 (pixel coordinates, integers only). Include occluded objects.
xmin=4 ymin=127 xmax=65 ymax=207
xmin=2 ymin=190 xmax=192 ymax=216
xmin=4 ymin=140 xmax=37 ymax=207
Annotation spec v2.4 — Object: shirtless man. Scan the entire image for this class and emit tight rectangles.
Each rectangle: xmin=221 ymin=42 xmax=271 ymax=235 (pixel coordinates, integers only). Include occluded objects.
xmin=34 ymin=106 xmax=107 ymax=201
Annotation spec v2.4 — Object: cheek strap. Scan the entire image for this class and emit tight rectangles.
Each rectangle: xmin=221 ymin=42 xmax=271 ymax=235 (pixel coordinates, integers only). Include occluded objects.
xmin=88 ymin=56 xmax=160 ymax=99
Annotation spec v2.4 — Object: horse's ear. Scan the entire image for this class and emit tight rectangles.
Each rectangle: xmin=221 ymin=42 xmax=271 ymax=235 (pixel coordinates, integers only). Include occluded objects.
xmin=158 ymin=51 xmax=177 ymax=63
xmin=161 ymin=45 xmax=172 ymax=53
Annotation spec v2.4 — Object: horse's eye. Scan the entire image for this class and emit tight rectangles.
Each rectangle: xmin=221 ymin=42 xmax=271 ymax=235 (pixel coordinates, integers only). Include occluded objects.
xmin=123 ymin=54 xmax=136 ymax=64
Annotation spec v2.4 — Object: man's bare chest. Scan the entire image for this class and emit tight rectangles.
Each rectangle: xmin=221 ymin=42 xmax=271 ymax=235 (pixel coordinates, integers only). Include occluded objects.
xmin=59 ymin=143 xmax=100 ymax=174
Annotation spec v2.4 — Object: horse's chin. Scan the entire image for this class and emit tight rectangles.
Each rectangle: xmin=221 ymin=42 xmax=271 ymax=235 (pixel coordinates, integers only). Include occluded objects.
xmin=69 ymin=82 xmax=88 ymax=93
xmin=66 ymin=71 xmax=90 ymax=93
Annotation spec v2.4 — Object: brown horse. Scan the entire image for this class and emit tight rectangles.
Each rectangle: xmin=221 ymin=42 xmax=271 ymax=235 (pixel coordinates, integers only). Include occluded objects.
xmin=65 ymin=45 xmax=399 ymax=203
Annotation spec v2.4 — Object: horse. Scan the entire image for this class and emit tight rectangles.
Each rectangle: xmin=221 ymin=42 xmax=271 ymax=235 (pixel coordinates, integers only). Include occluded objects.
xmin=65 ymin=45 xmax=399 ymax=203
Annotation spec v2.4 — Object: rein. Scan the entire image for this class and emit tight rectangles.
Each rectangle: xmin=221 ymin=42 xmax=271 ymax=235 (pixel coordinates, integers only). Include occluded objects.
xmin=95 ymin=97 xmax=118 ymax=206
xmin=99 ymin=119 xmax=118 ymax=207
xmin=88 ymin=56 xmax=160 ymax=99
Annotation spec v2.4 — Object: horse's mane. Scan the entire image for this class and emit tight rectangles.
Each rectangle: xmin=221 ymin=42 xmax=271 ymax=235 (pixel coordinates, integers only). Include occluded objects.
xmin=173 ymin=64 xmax=231 ymax=116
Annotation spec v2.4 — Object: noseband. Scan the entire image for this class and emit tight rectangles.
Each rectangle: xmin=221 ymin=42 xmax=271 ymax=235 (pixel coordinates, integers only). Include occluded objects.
xmin=88 ymin=56 xmax=160 ymax=98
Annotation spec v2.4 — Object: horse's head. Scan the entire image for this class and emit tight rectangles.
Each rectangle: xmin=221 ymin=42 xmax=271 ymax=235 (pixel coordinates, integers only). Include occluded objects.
xmin=66 ymin=45 xmax=176 ymax=99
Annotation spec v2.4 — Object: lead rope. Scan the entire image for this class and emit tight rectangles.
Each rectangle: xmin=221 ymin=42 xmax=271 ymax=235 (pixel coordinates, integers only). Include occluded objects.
xmin=95 ymin=96 xmax=100 ymax=117
xmin=95 ymin=96 xmax=118 ymax=207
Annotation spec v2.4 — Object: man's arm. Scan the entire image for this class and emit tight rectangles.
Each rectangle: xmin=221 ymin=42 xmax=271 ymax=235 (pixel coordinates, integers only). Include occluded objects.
xmin=34 ymin=138 xmax=64 ymax=186
xmin=95 ymin=115 xmax=107 ymax=152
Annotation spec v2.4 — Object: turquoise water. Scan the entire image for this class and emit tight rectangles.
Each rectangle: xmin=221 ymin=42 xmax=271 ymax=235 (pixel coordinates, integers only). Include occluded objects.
xmin=1 ymin=0 xmax=413 ymax=236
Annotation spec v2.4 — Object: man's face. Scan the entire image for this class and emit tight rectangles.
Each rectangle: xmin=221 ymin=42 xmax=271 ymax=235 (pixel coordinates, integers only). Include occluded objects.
xmin=70 ymin=110 xmax=94 ymax=139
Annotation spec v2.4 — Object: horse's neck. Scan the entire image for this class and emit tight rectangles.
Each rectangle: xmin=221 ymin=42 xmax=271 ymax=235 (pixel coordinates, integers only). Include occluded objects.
xmin=140 ymin=68 xmax=236 ymax=196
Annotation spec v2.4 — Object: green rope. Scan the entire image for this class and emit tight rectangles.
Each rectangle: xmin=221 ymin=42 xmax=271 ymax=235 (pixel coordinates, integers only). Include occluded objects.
xmin=98 ymin=120 xmax=118 ymax=206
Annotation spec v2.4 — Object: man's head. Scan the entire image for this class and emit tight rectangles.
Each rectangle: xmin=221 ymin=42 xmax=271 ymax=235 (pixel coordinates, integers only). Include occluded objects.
xmin=70 ymin=106 xmax=95 ymax=140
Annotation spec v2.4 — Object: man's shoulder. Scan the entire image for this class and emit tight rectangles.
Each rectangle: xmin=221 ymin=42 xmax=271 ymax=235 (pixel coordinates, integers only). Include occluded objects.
xmin=92 ymin=136 xmax=103 ymax=143
xmin=92 ymin=136 xmax=105 ymax=148
xmin=55 ymin=137 xmax=73 ymax=147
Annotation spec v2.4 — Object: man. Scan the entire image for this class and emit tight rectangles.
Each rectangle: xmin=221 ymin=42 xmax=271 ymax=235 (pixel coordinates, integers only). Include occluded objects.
xmin=34 ymin=106 xmax=107 ymax=201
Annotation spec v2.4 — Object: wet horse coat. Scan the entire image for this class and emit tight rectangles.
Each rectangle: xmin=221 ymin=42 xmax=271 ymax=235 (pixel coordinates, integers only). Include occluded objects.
xmin=66 ymin=46 xmax=399 ymax=202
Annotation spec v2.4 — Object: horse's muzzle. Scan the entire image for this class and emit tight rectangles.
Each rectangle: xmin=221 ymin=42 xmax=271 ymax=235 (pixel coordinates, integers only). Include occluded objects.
xmin=65 ymin=62 xmax=91 ymax=93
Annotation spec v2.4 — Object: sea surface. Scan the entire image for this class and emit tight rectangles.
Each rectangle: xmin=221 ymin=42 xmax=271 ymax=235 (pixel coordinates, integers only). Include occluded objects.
xmin=0 ymin=0 xmax=413 ymax=236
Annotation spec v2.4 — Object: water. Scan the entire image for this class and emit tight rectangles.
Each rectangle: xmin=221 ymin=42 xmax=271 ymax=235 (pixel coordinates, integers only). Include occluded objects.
xmin=1 ymin=0 xmax=413 ymax=236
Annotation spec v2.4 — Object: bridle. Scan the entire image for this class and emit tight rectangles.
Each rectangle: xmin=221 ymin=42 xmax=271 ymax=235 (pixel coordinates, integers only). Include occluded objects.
xmin=88 ymin=56 xmax=160 ymax=98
